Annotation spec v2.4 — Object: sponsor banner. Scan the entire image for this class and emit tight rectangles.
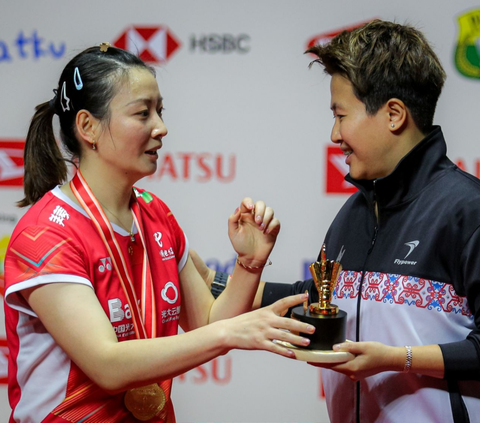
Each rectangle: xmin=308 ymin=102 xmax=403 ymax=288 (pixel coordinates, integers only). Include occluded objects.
xmin=0 ymin=140 xmax=25 ymax=187
xmin=0 ymin=31 xmax=66 ymax=63
xmin=325 ymin=146 xmax=357 ymax=194
xmin=454 ymin=8 xmax=480 ymax=80
xmin=113 ymin=26 xmax=181 ymax=64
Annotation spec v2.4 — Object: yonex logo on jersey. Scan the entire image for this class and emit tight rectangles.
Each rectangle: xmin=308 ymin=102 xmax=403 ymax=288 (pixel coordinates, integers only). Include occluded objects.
xmin=161 ymin=281 xmax=179 ymax=304
xmin=98 ymin=258 xmax=112 ymax=273
xmin=154 ymin=232 xmax=163 ymax=247
xmin=49 ymin=205 xmax=70 ymax=226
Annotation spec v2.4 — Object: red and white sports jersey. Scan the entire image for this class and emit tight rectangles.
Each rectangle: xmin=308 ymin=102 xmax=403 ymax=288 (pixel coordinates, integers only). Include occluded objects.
xmin=4 ymin=186 xmax=188 ymax=422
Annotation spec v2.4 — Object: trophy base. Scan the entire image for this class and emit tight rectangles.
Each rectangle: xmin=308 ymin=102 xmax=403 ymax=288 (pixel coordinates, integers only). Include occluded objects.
xmin=275 ymin=340 xmax=354 ymax=363
xmin=291 ymin=306 xmax=347 ymax=351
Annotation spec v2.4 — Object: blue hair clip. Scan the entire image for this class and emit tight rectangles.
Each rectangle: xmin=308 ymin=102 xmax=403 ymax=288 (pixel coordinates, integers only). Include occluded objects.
xmin=74 ymin=67 xmax=83 ymax=90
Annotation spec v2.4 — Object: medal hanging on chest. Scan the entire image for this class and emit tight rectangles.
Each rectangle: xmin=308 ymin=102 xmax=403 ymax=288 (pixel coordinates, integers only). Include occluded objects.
xmin=71 ymin=170 xmax=168 ymax=421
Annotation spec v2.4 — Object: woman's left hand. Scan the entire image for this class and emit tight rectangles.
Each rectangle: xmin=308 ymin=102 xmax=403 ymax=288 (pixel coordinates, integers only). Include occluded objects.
xmin=228 ymin=197 xmax=280 ymax=267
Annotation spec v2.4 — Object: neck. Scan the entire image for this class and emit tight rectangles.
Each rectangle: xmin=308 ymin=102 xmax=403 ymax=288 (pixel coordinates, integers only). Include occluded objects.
xmin=78 ymin=162 xmax=134 ymax=216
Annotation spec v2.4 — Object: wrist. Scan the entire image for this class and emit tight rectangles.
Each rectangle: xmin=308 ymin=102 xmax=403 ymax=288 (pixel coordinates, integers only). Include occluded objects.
xmin=235 ymin=255 xmax=272 ymax=271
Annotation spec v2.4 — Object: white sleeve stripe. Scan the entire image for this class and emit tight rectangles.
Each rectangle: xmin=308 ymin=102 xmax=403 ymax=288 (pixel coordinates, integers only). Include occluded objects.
xmin=5 ymin=275 xmax=93 ymax=317
xmin=178 ymin=233 xmax=189 ymax=272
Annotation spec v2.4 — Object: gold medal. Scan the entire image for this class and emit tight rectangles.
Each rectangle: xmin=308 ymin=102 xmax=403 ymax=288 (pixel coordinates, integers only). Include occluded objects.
xmin=124 ymin=383 xmax=166 ymax=421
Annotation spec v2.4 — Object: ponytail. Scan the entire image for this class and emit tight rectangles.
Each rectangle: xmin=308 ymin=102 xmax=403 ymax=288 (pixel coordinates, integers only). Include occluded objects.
xmin=17 ymin=102 xmax=68 ymax=207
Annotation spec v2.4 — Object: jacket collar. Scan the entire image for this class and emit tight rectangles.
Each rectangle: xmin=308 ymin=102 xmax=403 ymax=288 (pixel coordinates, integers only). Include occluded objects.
xmin=345 ymin=126 xmax=455 ymax=208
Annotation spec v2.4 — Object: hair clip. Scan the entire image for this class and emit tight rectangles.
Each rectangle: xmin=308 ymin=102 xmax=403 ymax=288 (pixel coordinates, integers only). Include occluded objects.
xmin=60 ymin=81 xmax=71 ymax=112
xmin=74 ymin=67 xmax=83 ymax=90
xmin=99 ymin=42 xmax=111 ymax=52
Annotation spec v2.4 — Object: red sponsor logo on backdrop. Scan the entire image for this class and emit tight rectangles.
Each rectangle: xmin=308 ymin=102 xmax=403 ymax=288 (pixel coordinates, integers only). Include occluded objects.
xmin=306 ymin=19 xmax=376 ymax=51
xmin=177 ymin=356 xmax=231 ymax=385
xmin=113 ymin=26 xmax=181 ymax=64
xmin=326 ymin=146 xmax=357 ymax=194
xmin=0 ymin=140 xmax=24 ymax=187
xmin=455 ymin=158 xmax=480 ymax=178
xmin=149 ymin=152 xmax=236 ymax=183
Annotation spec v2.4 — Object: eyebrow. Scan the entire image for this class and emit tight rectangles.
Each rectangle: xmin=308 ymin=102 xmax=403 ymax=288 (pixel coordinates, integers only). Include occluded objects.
xmin=126 ymin=97 xmax=163 ymax=107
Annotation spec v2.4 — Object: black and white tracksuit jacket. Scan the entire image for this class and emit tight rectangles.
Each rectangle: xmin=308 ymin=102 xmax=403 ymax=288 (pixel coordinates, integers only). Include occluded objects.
xmin=262 ymin=126 xmax=480 ymax=423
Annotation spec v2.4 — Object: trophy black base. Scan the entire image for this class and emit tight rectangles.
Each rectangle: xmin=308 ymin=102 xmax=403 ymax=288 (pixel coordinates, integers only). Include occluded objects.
xmin=291 ymin=306 xmax=347 ymax=350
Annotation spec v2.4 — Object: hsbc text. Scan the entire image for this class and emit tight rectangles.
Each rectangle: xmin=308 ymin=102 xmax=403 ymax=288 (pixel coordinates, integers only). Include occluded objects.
xmin=190 ymin=34 xmax=250 ymax=53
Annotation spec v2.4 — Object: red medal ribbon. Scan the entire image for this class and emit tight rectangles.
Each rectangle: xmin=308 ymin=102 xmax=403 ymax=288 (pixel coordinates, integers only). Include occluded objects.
xmin=70 ymin=170 xmax=156 ymax=339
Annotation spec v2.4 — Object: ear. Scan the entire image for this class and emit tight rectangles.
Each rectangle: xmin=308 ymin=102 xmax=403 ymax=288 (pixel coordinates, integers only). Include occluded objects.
xmin=75 ymin=110 xmax=100 ymax=147
xmin=386 ymin=98 xmax=407 ymax=132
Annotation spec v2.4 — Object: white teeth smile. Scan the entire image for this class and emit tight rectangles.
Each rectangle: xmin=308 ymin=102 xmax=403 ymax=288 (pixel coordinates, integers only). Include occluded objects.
xmin=343 ymin=151 xmax=352 ymax=156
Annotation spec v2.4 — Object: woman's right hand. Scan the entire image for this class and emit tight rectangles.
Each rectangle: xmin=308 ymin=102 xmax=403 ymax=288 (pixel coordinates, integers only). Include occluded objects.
xmin=221 ymin=293 xmax=315 ymax=358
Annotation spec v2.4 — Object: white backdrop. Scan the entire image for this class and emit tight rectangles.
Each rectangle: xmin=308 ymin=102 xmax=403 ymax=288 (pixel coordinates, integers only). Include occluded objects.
xmin=1 ymin=1 xmax=479 ymax=422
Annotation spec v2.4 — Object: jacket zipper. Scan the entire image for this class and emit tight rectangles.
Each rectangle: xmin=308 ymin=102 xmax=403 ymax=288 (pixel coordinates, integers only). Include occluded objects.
xmin=356 ymin=180 xmax=379 ymax=423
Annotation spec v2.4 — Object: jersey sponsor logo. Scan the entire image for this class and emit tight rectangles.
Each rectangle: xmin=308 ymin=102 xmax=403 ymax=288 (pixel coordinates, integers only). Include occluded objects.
xmin=154 ymin=231 xmax=176 ymax=261
xmin=454 ymin=8 xmax=480 ymax=80
xmin=161 ymin=306 xmax=181 ymax=324
xmin=393 ymin=240 xmax=420 ymax=265
xmin=98 ymin=257 xmax=112 ymax=273
xmin=49 ymin=205 xmax=70 ymax=227
xmin=154 ymin=232 xmax=163 ymax=247
xmin=161 ymin=281 xmax=179 ymax=305
xmin=325 ymin=146 xmax=357 ymax=194
xmin=113 ymin=25 xmax=181 ymax=64
xmin=403 ymin=240 xmax=419 ymax=259
xmin=0 ymin=140 xmax=25 ymax=186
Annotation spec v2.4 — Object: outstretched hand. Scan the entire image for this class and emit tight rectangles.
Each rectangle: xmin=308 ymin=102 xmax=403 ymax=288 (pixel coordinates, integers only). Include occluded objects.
xmin=228 ymin=197 xmax=280 ymax=266
xmin=223 ymin=293 xmax=315 ymax=358
xmin=308 ymin=341 xmax=401 ymax=381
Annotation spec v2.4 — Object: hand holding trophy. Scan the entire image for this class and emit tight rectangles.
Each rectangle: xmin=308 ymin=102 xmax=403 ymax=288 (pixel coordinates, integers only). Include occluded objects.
xmin=283 ymin=244 xmax=354 ymax=363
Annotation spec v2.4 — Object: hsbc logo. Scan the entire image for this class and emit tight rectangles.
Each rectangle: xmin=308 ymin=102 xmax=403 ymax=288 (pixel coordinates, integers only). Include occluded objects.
xmin=326 ymin=146 xmax=357 ymax=194
xmin=306 ymin=19 xmax=375 ymax=51
xmin=113 ymin=25 xmax=181 ymax=64
xmin=0 ymin=140 xmax=24 ymax=187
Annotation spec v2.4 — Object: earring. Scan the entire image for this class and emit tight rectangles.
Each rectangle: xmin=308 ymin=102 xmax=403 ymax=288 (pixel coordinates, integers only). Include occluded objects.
xmin=92 ymin=140 xmax=96 ymax=150
xmin=391 ymin=123 xmax=395 ymax=128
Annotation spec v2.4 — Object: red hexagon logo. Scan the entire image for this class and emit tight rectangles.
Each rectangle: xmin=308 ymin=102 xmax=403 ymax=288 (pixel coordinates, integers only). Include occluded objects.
xmin=113 ymin=25 xmax=181 ymax=64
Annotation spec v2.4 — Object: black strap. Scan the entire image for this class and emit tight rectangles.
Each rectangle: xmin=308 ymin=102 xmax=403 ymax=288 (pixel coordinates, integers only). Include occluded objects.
xmin=448 ymin=379 xmax=470 ymax=423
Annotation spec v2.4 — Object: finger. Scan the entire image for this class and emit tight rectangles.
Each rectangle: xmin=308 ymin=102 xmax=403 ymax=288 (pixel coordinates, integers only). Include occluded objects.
xmin=228 ymin=206 xmax=242 ymax=230
xmin=265 ymin=217 xmax=280 ymax=236
xmin=239 ymin=197 xmax=254 ymax=214
xmin=273 ymin=328 xmax=311 ymax=348
xmin=252 ymin=200 xmax=266 ymax=226
xmin=332 ymin=341 xmax=358 ymax=353
xmin=270 ymin=293 xmax=309 ymax=316
xmin=260 ymin=206 xmax=274 ymax=230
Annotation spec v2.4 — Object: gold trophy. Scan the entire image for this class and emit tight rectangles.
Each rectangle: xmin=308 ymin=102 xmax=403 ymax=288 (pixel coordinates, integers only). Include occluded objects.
xmin=291 ymin=244 xmax=347 ymax=351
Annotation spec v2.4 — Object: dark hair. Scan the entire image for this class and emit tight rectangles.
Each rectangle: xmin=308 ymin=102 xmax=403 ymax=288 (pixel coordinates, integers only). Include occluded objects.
xmin=306 ymin=20 xmax=446 ymax=133
xmin=19 ymin=45 xmax=155 ymax=207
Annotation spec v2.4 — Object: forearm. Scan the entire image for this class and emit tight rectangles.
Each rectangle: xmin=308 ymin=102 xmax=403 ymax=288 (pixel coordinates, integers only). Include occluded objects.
xmin=209 ymin=261 xmax=264 ymax=322
xmin=386 ymin=344 xmax=444 ymax=378
xmin=95 ymin=320 xmax=230 ymax=392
